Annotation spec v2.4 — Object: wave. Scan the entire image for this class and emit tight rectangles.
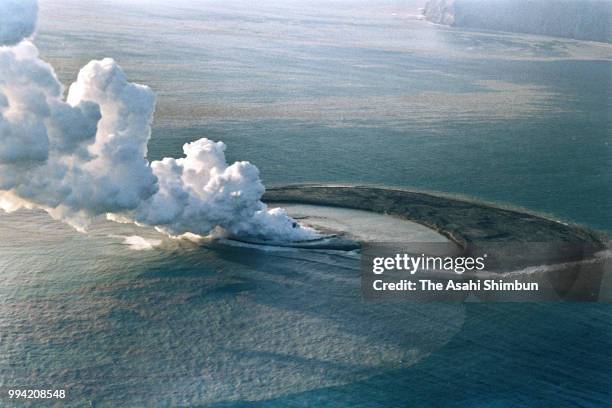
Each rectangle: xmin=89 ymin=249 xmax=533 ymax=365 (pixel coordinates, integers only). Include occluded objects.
xmin=224 ymin=234 xmax=361 ymax=252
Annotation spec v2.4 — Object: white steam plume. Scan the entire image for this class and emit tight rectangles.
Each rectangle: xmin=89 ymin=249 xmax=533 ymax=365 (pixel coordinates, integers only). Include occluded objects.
xmin=0 ymin=1 xmax=316 ymax=241
xmin=0 ymin=0 xmax=37 ymax=46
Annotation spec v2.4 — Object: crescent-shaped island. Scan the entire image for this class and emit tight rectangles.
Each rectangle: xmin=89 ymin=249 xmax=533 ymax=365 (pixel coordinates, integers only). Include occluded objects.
xmin=264 ymin=184 xmax=610 ymax=301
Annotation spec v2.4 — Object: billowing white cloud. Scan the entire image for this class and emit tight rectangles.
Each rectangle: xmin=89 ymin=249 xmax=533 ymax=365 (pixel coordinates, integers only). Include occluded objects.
xmin=0 ymin=1 xmax=316 ymax=241
xmin=0 ymin=0 xmax=37 ymax=46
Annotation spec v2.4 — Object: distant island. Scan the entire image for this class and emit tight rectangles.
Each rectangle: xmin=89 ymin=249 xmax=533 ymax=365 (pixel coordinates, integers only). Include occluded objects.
xmin=423 ymin=0 xmax=612 ymax=43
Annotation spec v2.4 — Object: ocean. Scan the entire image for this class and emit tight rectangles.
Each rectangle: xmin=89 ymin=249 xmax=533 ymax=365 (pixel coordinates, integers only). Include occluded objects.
xmin=0 ymin=0 xmax=610 ymax=406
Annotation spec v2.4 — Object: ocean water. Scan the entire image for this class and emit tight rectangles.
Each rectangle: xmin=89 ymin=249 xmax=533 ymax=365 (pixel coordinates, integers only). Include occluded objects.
xmin=0 ymin=0 xmax=611 ymax=406
xmin=36 ymin=0 xmax=612 ymax=233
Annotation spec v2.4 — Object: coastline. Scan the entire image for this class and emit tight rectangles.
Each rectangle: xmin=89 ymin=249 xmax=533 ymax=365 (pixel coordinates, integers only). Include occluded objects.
xmin=264 ymin=184 xmax=610 ymax=300
xmin=264 ymin=184 xmax=607 ymax=248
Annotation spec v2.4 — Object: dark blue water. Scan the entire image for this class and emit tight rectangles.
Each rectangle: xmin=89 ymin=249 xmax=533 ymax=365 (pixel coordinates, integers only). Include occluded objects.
xmin=1 ymin=0 xmax=610 ymax=407
xmin=211 ymin=304 xmax=612 ymax=408
xmin=1 ymin=210 xmax=610 ymax=407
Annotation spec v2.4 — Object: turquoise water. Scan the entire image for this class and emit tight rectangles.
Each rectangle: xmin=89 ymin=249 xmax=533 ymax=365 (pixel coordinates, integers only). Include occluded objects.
xmin=1 ymin=210 xmax=610 ymax=407
xmin=37 ymin=0 xmax=612 ymax=233
xmin=0 ymin=0 xmax=610 ymax=406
